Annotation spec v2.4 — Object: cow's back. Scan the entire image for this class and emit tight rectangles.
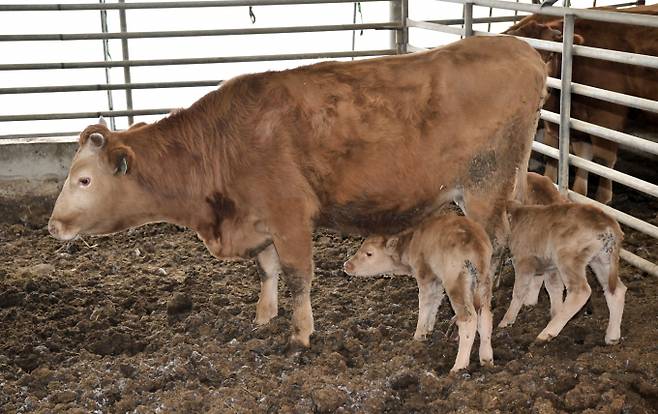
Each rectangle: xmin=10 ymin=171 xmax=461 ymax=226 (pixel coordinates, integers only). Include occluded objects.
xmin=265 ymin=36 xmax=546 ymax=236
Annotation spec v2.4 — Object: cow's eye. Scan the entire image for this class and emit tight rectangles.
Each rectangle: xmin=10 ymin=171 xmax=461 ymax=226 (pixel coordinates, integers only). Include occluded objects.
xmin=78 ymin=177 xmax=91 ymax=187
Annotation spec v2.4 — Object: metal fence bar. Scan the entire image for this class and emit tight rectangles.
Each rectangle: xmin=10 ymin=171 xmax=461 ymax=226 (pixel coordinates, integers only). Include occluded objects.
xmin=475 ymin=31 xmax=658 ymax=70
xmin=0 ymin=0 xmax=388 ymax=11
xmin=532 ymin=141 xmax=658 ymax=198
xmin=546 ymin=77 xmax=658 ymax=114
xmin=541 ymin=109 xmax=658 ymax=157
xmin=0 ymin=131 xmax=81 ymax=140
xmin=99 ymin=0 xmax=116 ymax=130
xmin=567 ymin=191 xmax=658 ymax=240
xmin=463 ymin=2 xmax=474 ymax=37
xmin=118 ymin=0 xmax=134 ymax=125
xmin=428 ymin=15 xmax=524 ymax=25
xmin=0 ymin=49 xmax=397 ymax=71
xmin=0 ymin=80 xmax=224 ymax=95
xmin=0 ymin=22 xmax=401 ymax=41
xmin=557 ymin=14 xmax=574 ymax=196
xmin=438 ymin=0 xmax=658 ymax=28
xmin=620 ymin=249 xmax=658 ymax=277
xmin=0 ymin=108 xmax=172 ymax=122
xmin=390 ymin=0 xmax=408 ymax=53
xmin=407 ymin=19 xmax=464 ymax=35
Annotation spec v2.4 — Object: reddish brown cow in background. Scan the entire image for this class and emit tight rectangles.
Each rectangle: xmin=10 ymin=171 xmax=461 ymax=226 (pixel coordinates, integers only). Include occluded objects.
xmin=48 ymin=36 xmax=546 ymax=348
xmin=505 ymin=4 xmax=658 ymax=204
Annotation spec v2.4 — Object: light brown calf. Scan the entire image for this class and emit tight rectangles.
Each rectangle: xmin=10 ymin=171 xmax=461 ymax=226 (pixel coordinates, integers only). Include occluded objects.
xmin=521 ymin=172 xmax=567 ymax=312
xmin=343 ymin=213 xmax=493 ymax=372
xmin=500 ymin=202 xmax=626 ymax=345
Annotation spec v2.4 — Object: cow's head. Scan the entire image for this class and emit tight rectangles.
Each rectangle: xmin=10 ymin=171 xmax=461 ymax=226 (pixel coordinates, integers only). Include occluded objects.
xmin=48 ymin=119 xmax=153 ymax=240
xmin=506 ymin=21 xmax=584 ymax=75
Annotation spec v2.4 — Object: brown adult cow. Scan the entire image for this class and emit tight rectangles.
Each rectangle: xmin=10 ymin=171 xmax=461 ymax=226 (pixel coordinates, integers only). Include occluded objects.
xmin=505 ymin=4 xmax=658 ymax=204
xmin=48 ymin=36 xmax=546 ymax=348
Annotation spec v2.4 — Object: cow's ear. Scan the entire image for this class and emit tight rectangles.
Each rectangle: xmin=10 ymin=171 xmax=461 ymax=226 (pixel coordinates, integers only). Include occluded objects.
xmin=108 ymin=146 xmax=133 ymax=176
xmin=89 ymin=132 xmax=106 ymax=149
xmin=573 ymin=34 xmax=584 ymax=45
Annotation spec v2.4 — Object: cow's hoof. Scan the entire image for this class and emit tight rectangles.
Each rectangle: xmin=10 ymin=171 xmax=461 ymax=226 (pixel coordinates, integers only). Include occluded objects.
xmin=535 ymin=332 xmax=554 ymax=343
xmin=605 ymin=336 xmax=621 ymax=345
xmin=498 ymin=320 xmax=513 ymax=328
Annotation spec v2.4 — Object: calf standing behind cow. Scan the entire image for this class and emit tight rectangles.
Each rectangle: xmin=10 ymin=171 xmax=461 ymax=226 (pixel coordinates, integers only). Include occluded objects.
xmin=48 ymin=36 xmax=547 ymax=348
xmin=500 ymin=201 xmax=626 ymax=345
xmin=344 ymin=212 xmax=493 ymax=372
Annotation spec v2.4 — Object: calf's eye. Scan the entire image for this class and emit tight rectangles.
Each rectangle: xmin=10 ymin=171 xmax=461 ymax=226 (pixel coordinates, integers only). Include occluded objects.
xmin=366 ymin=252 xmax=373 ymax=257
xmin=79 ymin=177 xmax=91 ymax=187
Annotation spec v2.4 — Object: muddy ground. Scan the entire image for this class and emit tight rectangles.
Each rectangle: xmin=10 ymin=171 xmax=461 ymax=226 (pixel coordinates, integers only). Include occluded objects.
xmin=1 ymin=183 xmax=657 ymax=413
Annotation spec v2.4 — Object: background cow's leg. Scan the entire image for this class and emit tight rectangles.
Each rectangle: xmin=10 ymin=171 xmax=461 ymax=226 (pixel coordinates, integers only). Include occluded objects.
xmin=254 ymin=244 xmax=281 ymax=325
xmin=571 ymin=138 xmax=593 ymax=197
xmin=271 ymin=222 xmax=315 ymax=348
xmin=591 ymin=137 xmax=619 ymax=205
xmin=543 ymin=122 xmax=559 ymax=184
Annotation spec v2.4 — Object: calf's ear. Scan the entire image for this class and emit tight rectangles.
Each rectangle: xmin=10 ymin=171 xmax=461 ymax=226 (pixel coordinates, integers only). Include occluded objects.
xmin=385 ymin=237 xmax=399 ymax=252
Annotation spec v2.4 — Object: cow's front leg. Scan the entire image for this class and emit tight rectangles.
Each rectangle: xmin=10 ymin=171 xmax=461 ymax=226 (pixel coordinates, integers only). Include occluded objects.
xmin=272 ymin=225 xmax=315 ymax=348
xmin=255 ymin=244 xmax=281 ymax=325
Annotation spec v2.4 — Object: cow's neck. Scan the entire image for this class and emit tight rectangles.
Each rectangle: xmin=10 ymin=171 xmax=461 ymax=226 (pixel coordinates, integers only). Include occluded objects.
xmin=122 ymin=110 xmax=237 ymax=236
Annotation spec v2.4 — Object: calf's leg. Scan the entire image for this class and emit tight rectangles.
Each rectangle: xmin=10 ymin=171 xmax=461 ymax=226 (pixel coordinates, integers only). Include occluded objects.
xmin=523 ymin=275 xmax=545 ymax=306
xmin=544 ymin=270 xmax=564 ymax=319
xmin=537 ymin=256 xmax=591 ymax=342
xmin=499 ymin=257 xmax=536 ymax=328
xmin=254 ymin=244 xmax=281 ymax=325
xmin=414 ymin=268 xmax=444 ymax=341
xmin=445 ymin=269 xmax=477 ymax=372
xmin=589 ymin=254 xmax=626 ymax=344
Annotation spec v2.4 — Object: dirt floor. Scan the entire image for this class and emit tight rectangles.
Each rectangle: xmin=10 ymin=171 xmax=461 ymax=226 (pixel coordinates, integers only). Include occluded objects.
xmin=1 ymin=184 xmax=657 ymax=414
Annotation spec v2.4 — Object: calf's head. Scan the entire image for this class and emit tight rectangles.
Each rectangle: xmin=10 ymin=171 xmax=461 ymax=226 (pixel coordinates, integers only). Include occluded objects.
xmin=343 ymin=236 xmax=402 ymax=276
xmin=48 ymin=121 xmax=151 ymax=241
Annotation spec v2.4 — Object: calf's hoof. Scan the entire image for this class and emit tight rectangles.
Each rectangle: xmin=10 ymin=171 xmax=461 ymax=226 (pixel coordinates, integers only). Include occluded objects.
xmin=498 ymin=319 xmax=513 ymax=329
xmin=413 ymin=333 xmax=428 ymax=342
xmin=289 ymin=333 xmax=311 ymax=349
xmin=605 ymin=336 xmax=621 ymax=345
xmin=479 ymin=358 xmax=494 ymax=367
xmin=253 ymin=311 xmax=277 ymax=326
xmin=535 ymin=331 xmax=555 ymax=343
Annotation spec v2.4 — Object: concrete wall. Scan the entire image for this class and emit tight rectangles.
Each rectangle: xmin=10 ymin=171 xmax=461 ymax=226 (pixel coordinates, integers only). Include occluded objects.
xmin=0 ymin=141 xmax=77 ymax=225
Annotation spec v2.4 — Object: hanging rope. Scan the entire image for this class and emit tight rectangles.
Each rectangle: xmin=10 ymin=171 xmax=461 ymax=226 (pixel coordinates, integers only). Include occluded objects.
xmin=249 ymin=6 xmax=256 ymax=24
xmin=351 ymin=2 xmax=364 ymax=58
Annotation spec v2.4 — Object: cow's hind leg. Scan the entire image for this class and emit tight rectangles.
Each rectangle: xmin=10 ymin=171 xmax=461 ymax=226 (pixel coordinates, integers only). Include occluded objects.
xmin=445 ymin=269 xmax=477 ymax=372
xmin=254 ymin=244 xmax=281 ymax=325
xmin=537 ymin=254 xmax=591 ymax=342
xmin=414 ymin=267 xmax=444 ymax=341
xmin=590 ymin=253 xmax=626 ymax=344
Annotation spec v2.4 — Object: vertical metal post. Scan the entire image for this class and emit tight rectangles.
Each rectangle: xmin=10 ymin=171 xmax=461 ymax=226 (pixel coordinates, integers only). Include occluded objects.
xmin=99 ymin=1 xmax=116 ymax=130
xmin=389 ymin=0 xmax=408 ymax=54
xmin=463 ymin=2 xmax=474 ymax=37
xmin=558 ymin=14 xmax=575 ymax=195
xmin=119 ymin=0 xmax=134 ymax=125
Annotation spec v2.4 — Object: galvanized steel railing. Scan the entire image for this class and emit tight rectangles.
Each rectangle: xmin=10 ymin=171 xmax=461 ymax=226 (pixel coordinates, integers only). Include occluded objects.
xmin=0 ymin=0 xmax=403 ymax=139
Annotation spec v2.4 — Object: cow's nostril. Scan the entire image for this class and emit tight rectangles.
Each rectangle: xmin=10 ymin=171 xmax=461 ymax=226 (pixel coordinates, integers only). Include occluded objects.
xmin=344 ymin=262 xmax=353 ymax=272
